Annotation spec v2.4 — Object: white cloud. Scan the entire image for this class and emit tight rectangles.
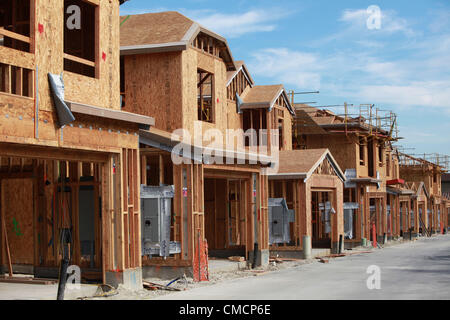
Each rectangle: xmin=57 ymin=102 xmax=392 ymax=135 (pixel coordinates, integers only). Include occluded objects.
xmin=339 ymin=8 xmax=415 ymax=37
xmin=192 ymin=9 xmax=289 ymax=38
xmin=248 ymin=48 xmax=323 ymax=89
xmin=120 ymin=7 xmax=290 ymax=38
xmin=357 ymin=82 xmax=450 ymax=110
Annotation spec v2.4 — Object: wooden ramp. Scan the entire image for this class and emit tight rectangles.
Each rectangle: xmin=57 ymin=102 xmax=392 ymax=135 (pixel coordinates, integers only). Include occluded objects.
xmin=0 ymin=276 xmax=57 ymax=285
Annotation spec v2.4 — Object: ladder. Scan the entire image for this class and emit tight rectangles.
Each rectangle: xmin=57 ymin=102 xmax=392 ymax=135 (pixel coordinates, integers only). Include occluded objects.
xmin=419 ymin=215 xmax=431 ymax=237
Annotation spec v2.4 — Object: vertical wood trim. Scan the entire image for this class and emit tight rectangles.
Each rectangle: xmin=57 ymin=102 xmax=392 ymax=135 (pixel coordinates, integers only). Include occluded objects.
xmin=141 ymin=155 xmax=147 ymax=185
xmin=95 ymin=5 xmax=100 ymax=79
xmin=187 ymin=165 xmax=194 ymax=261
xmin=30 ymin=0 xmax=36 ymax=53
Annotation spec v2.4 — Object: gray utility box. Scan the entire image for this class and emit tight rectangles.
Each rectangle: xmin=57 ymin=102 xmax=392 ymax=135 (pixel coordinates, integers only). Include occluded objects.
xmin=141 ymin=185 xmax=181 ymax=257
xmin=268 ymin=198 xmax=295 ymax=245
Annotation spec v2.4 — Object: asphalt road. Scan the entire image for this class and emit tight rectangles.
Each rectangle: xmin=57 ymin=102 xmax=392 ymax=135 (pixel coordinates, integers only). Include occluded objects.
xmin=156 ymin=234 xmax=450 ymax=300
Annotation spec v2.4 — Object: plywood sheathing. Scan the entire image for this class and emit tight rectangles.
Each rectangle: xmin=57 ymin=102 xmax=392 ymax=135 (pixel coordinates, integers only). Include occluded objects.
xmin=1 ymin=179 xmax=34 ymax=266
xmin=271 ymin=149 xmax=345 ymax=181
xmin=120 ymin=11 xmax=236 ymax=71
xmin=34 ymin=0 xmax=121 ymax=112
xmin=0 ymin=0 xmax=144 ymax=285
xmin=1 ymin=0 xmax=133 ymax=154
xmin=122 ymin=52 xmax=183 ymax=132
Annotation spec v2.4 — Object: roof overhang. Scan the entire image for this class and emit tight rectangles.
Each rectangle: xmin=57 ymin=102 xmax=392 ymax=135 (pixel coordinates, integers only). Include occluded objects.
xmin=66 ymin=101 xmax=155 ymax=129
xmin=139 ymin=129 xmax=273 ymax=166
xmin=350 ymin=177 xmax=382 ymax=184
xmin=120 ymin=42 xmax=187 ymax=56
xmin=386 ymin=187 xmax=414 ymax=196
xmin=120 ymin=22 xmax=237 ymax=71
xmin=268 ymin=150 xmax=346 ymax=182
xmin=240 ymin=87 xmax=295 ymax=116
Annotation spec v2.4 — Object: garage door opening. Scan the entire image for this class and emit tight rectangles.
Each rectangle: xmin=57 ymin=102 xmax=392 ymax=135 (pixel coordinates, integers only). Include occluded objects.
xmin=204 ymin=178 xmax=249 ymax=259
xmin=0 ymin=156 xmax=103 ymax=283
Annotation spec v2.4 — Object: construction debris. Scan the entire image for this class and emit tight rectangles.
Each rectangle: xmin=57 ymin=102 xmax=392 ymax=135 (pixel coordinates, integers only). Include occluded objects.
xmin=143 ymin=281 xmax=183 ymax=292
xmin=228 ymin=256 xmax=245 ymax=262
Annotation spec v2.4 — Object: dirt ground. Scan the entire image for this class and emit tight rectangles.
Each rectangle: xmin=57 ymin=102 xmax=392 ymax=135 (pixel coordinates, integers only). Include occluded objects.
xmin=80 ymin=244 xmax=383 ymax=300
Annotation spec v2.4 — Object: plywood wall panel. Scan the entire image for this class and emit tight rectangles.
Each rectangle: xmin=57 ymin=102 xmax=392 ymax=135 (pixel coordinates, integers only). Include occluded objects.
xmin=1 ymin=178 xmax=35 ymax=265
xmin=0 ymin=0 xmax=137 ymax=153
xmin=123 ymin=52 xmax=183 ymax=132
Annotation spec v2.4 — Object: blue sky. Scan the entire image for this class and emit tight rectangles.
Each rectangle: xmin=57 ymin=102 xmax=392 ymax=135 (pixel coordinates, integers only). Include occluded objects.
xmin=120 ymin=0 xmax=450 ymax=156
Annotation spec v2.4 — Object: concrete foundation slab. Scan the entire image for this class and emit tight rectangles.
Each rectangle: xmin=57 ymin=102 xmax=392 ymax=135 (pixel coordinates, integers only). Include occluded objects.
xmin=270 ymin=248 xmax=331 ymax=259
xmin=142 ymin=266 xmax=193 ymax=281
xmin=209 ymin=259 xmax=247 ymax=273
xmin=248 ymin=249 xmax=269 ymax=267
xmin=105 ymin=268 xmax=143 ymax=291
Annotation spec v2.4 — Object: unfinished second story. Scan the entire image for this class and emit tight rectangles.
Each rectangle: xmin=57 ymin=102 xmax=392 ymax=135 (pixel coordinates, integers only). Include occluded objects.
xmin=0 ymin=0 xmax=149 ymax=150
xmin=292 ymin=104 xmax=400 ymax=190
xmin=225 ymin=61 xmax=294 ymax=152
xmin=120 ymin=11 xmax=294 ymax=153
xmin=399 ymin=153 xmax=447 ymax=199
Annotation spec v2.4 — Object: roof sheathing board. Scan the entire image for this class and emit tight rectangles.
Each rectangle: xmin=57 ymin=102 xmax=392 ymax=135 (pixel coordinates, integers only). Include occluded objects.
xmin=120 ymin=11 xmax=237 ymax=71
xmin=241 ymin=85 xmax=295 ymax=116
xmin=269 ymin=149 xmax=345 ymax=182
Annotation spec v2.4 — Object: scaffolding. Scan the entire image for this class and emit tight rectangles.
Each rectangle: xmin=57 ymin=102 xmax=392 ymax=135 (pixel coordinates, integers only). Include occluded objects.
xmin=398 ymin=152 xmax=449 ymax=172
xmin=292 ymin=100 xmax=399 ymax=141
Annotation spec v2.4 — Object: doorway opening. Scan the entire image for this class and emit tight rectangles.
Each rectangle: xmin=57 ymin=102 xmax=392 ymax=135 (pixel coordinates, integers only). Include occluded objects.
xmin=311 ymin=191 xmax=333 ymax=249
xmin=204 ymin=177 xmax=249 ymax=258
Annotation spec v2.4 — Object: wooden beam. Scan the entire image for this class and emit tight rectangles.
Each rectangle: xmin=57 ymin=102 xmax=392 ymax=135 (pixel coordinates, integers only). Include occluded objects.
xmin=159 ymin=154 xmax=164 ymax=185
xmin=0 ymin=28 xmax=31 ymax=44
xmin=0 ymin=143 xmax=109 ymax=163
xmin=63 ymin=53 xmax=96 ymax=68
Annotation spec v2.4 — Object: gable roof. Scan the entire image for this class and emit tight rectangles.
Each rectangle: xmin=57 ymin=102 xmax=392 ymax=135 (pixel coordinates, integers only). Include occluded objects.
xmin=120 ymin=11 xmax=236 ymax=71
xmin=268 ymin=149 xmax=346 ymax=182
xmin=405 ymin=181 xmax=430 ymax=199
xmin=226 ymin=60 xmax=254 ymax=87
xmin=239 ymin=85 xmax=295 ymax=116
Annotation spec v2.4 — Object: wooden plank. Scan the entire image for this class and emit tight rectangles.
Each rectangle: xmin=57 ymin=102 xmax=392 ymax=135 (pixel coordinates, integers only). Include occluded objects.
xmin=0 ymin=276 xmax=56 ymax=285
xmin=0 ymin=28 xmax=31 ymax=44
xmin=0 ymin=47 xmax=35 ymax=69
xmin=0 ymin=143 xmax=109 ymax=163
xmin=83 ymin=0 xmax=100 ymax=7
xmin=5 ymin=64 xmax=11 ymax=94
xmin=63 ymin=53 xmax=96 ymax=68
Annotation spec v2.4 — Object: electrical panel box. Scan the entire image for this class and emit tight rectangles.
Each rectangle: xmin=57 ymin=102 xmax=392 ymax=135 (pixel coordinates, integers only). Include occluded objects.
xmin=268 ymin=198 xmax=295 ymax=245
xmin=141 ymin=185 xmax=181 ymax=257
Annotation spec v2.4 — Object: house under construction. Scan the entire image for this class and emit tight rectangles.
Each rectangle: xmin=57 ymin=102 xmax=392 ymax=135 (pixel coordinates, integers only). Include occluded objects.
xmin=0 ymin=0 xmax=153 ymax=289
xmin=0 ymin=2 xmax=448 ymax=295
xmin=292 ymin=103 xmax=407 ymax=247
xmin=119 ymin=12 xmax=295 ymax=279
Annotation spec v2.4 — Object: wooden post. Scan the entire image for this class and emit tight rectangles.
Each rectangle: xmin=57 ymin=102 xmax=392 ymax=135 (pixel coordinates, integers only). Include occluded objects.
xmin=1 ymin=210 xmax=13 ymax=277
